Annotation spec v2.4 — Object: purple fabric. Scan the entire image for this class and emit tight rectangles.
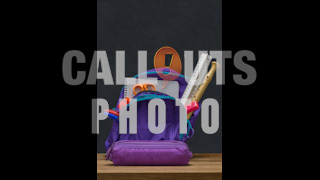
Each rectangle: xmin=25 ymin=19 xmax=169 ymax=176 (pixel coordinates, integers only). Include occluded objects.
xmin=106 ymin=91 xmax=181 ymax=150
xmin=105 ymin=69 xmax=202 ymax=151
xmin=106 ymin=140 xmax=192 ymax=165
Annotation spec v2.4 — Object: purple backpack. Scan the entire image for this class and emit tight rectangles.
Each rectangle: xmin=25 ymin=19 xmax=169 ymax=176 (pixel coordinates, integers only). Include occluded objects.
xmin=105 ymin=69 xmax=201 ymax=165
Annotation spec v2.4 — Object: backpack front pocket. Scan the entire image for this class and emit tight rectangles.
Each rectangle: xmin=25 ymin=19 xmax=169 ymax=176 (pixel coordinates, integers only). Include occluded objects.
xmin=118 ymin=91 xmax=181 ymax=141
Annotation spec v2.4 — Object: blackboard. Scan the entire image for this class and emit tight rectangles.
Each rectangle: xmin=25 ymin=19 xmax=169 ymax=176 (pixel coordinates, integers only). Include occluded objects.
xmin=97 ymin=0 xmax=222 ymax=153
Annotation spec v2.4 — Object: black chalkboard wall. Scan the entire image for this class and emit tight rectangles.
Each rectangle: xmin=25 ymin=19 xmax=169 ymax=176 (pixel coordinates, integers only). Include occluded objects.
xmin=97 ymin=0 xmax=222 ymax=153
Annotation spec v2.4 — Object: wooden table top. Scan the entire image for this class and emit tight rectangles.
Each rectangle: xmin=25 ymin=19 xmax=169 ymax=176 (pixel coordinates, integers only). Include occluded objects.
xmin=97 ymin=153 xmax=222 ymax=180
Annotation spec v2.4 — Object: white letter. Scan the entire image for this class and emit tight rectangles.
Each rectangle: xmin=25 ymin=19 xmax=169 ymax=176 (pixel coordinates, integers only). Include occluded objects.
xmin=233 ymin=50 xmax=257 ymax=85
xmin=62 ymin=50 xmax=86 ymax=85
xmin=184 ymin=51 xmax=193 ymax=83
xmin=92 ymin=99 xmax=109 ymax=134
xmin=210 ymin=51 xmax=232 ymax=85
xmin=201 ymin=98 xmax=219 ymax=134
xmin=148 ymin=99 xmax=166 ymax=134
xmin=119 ymin=99 xmax=137 ymax=134
xmin=116 ymin=51 xmax=125 ymax=85
xmin=176 ymin=99 xmax=187 ymax=134
xmin=87 ymin=51 xmax=114 ymax=85
xmin=138 ymin=51 xmax=147 ymax=82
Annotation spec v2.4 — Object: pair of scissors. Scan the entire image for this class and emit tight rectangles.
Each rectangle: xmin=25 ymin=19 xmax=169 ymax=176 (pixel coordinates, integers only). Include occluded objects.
xmin=133 ymin=83 xmax=156 ymax=95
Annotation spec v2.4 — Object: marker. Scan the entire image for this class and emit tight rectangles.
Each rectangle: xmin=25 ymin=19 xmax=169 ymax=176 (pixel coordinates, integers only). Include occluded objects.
xmin=104 ymin=112 xmax=119 ymax=121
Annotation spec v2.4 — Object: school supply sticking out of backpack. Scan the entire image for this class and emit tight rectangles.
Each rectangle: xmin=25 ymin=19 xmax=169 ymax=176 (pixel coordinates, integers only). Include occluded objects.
xmin=104 ymin=53 xmax=217 ymax=166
